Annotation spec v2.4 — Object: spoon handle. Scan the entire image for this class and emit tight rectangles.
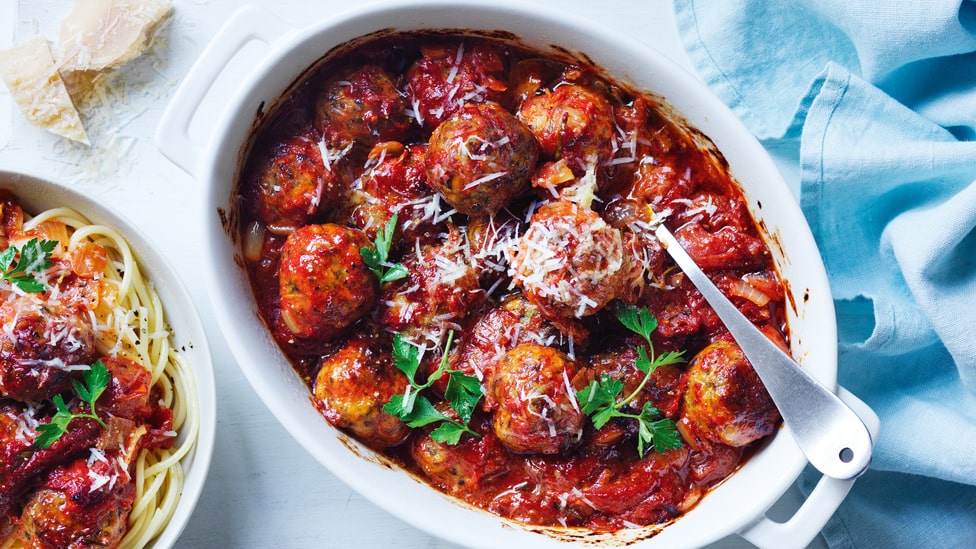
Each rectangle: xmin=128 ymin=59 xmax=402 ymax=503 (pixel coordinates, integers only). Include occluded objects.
xmin=654 ymin=223 xmax=873 ymax=480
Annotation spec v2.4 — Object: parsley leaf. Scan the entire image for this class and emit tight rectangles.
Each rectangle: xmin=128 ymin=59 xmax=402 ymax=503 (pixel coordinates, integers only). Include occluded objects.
xmin=636 ymin=402 xmax=684 ymax=455
xmin=361 ymin=213 xmax=408 ymax=283
xmin=393 ymin=395 xmax=446 ymax=428
xmin=392 ymin=332 xmax=421 ymax=381
xmin=383 ymin=330 xmax=483 ymax=443
xmin=578 ymin=374 xmax=623 ymax=419
xmin=0 ymin=238 xmax=57 ymax=293
xmin=33 ymin=361 xmax=111 ymax=449
xmin=616 ymin=302 xmax=657 ymax=341
xmin=444 ymin=369 xmax=482 ymax=425
xmin=429 ymin=422 xmax=469 ymax=445
xmin=575 ymin=304 xmax=686 ymax=457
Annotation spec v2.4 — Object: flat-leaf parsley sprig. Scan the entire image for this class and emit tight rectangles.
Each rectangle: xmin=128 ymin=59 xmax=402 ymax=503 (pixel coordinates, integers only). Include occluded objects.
xmin=383 ymin=330 xmax=483 ymax=445
xmin=0 ymin=238 xmax=57 ymax=293
xmin=33 ymin=361 xmax=111 ymax=449
xmin=577 ymin=303 xmax=686 ymax=457
xmin=361 ymin=213 xmax=409 ymax=283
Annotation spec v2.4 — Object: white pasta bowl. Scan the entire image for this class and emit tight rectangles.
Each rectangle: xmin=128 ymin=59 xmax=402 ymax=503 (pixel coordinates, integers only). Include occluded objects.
xmin=0 ymin=170 xmax=217 ymax=549
xmin=155 ymin=2 xmax=877 ymax=547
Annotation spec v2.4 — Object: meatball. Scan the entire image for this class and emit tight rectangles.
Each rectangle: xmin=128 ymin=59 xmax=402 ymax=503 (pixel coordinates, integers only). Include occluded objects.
xmin=0 ymin=400 xmax=102 ymax=519
xmin=506 ymin=200 xmax=642 ymax=319
xmin=313 ymin=336 xmax=411 ymax=448
xmin=487 ymin=343 xmax=584 ymax=454
xmin=680 ymin=340 xmax=779 ymax=447
xmin=674 ymin=222 xmax=767 ymax=272
xmin=377 ymin=228 xmax=482 ymax=347
xmin=517 ymin=83 xmax=614 ymax=174
xmin=670 ymin=192 xmax=754 ymax=232
xmin=278 ymin=224 xmax=377 ymax=341
xmin=345 ymin=142 xmax=442 ymax=243
xmin=629 ymin=155 xmax=694 ymax=208
xmin=426 ymin=101 xmax=539 ymax=216
xmin=405 ymin=41 xmax=508 ymax=130
xmin=451 ymin=294 xmax=586 ymax=407
xmin=582 ymin=345 xmax=687 ymax=420
xmin=465 ymin=209 xmax=523 ymax=291
xmin=314 ymin=65 xmax=413 ymax=148
xmin=247 ymin=134 xmax=340 ymax=233
xmin=410 ymin=416 xmax=513 ymax=497
xmin=18 ymin=455 xmax=135 ymax=549
xmin=669 ymin=191 xmax=768 ymax=272
xmin=0 ymin=296 xmax=97 ymax=402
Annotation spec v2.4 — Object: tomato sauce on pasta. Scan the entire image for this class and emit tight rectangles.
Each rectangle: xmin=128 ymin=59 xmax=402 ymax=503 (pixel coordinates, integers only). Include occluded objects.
xmin=0 ymin=191 xmax=198 ymax=549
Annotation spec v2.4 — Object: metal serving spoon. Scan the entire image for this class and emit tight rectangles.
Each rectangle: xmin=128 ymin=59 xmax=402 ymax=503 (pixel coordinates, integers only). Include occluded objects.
xmin=653 ymin=222 xmax=874 ymax=480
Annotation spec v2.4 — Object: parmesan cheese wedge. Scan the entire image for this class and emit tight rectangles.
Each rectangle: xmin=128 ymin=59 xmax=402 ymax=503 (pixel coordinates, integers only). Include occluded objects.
xmin=55 ymin=0 xmax=173 ymax=73
xmin=0 ymin=37 xmax=90 ymax=144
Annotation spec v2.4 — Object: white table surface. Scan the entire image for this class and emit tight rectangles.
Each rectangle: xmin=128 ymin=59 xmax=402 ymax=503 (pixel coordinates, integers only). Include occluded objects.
xmin=0 ymin=1 xmax=822 ymax=547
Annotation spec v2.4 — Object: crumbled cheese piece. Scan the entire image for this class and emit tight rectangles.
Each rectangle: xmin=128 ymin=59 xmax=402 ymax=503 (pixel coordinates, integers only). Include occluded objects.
xmin=0 ymin=37 xmax=89 ymax=144
xmin=55 ymin=0 xmax=173 ymax=72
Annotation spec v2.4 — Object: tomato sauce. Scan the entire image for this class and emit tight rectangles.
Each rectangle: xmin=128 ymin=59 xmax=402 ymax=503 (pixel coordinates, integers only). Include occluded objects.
xmin=237 ymin=32 xmax=787 ymax=532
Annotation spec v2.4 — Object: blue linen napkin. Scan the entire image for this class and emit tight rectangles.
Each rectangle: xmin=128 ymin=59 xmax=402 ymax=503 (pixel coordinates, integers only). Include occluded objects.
xmin=672 ymin=1 xmax=976 ymax=547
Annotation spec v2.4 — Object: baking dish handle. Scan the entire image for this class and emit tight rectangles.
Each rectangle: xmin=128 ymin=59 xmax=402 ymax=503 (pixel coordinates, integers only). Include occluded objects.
xmin=154 ymin=6 xmax=291 ymax=175
xmin=737 ymin=386 xmax=880 ymax=548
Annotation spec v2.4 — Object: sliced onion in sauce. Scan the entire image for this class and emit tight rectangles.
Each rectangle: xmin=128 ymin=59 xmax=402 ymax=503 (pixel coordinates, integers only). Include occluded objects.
xmin=728 ymin=276 xmax=771 ymax=307
xmin=280 ymin=307 xmax=303 ymax=335
xmin=242 ymin=221 xmax=266 ymax=262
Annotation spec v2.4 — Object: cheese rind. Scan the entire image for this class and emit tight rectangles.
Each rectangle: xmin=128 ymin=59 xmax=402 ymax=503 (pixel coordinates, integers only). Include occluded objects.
xmin=0 ymin=37 xmax=90 ymax=145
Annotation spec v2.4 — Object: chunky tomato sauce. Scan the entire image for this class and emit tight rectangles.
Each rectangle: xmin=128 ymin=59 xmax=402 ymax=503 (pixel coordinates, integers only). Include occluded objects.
xmin=238 ymin=32 xmax=787 ymax=532
xmin=0 ymin=193 xmax=176 ymax=548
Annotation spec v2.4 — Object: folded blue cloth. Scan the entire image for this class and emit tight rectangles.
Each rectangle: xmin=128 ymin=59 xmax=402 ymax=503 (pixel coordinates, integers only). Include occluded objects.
xmin=672 ymin=1 xmax=976 ymax=547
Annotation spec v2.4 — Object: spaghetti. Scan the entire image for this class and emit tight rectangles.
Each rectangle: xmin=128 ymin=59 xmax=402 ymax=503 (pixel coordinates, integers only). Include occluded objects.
xmin=0 ymin=193 xmax=198 ymax=549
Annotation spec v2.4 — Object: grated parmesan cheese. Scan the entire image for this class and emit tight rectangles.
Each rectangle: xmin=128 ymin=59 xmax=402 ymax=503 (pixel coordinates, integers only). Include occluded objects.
xmin=462 ymin=171 xmax=507 ymax=191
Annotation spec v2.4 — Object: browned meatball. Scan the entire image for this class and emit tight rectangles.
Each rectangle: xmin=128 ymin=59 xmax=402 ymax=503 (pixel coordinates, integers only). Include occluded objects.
xmin=465 ymin=208 xmax=523 ymax=292
xmin=247 ymin=134 xmax=341 ymax=233
xmin=426 ymin=102 xmax=539 ymax=216
xmin=278 ymin=224 xmax=377 ymax=341
xmin=313 ymin=335 xmax=411 ymax=449
xmin=98 ymin=356 xmax=153 ymax=422
xmin=517 ymin=83 xmax=614 ymax=174
xmin=674 ymin=222 xmax=767 ymax=272
xmin=0 ymin=401 xmax=102 ymax=520
xmin=451 ymin=294 xmax=586 ymax=409
xmin=680 ymin=340 xmax=779 ymax=447
xmin=0 ymin=296 xmax=97 ymax=402
xmin=410 ymin=416 xmax=513 ymax=498
xmin=582 ymin=345 xmax=687 ymax=421
xmin=487 ymin=343 xmax=584 ymax=454
xmin=314 ymin=65 xmax=413 ymax=148
xmin=670 ymin=191 xmax=768 ymax=272
xmin=345 ymin=142 xmax=443 ymax=243
xmin=405 ymin=41 xmax=508 ymax=130
xmin=506 ymin=200 xmax=643 ymax=319
xmin=18 ymin=455 xmax=135 ymax=549
xmin=601 ymin=196 xmax=667 ymax=276
xmin=377 ymin=228 xmax=482 ymax=348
